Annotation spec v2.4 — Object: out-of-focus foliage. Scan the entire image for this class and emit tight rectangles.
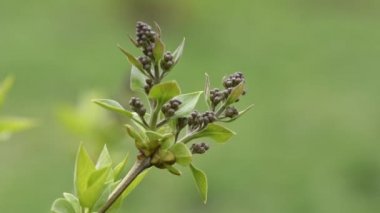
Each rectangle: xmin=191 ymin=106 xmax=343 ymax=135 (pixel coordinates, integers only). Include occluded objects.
xmin=0 ymin=76 xmax=33 ymax=141
xmin=56 ymin=91 xmax=125 ymax=151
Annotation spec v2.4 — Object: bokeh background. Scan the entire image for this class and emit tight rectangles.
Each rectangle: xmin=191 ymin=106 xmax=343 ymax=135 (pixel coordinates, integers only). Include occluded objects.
xmin=1 ymin=0 xmax=380 ymax=212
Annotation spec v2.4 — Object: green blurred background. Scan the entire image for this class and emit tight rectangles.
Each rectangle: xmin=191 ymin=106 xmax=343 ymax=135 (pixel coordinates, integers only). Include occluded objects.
xmin=1 ymin=0 xmax=380 ymax=212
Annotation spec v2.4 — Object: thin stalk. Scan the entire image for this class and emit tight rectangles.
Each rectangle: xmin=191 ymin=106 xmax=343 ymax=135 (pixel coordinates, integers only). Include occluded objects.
xmin=149 ymin=103 xmax=161 ymax=129
xmin=98 ymin=157 xmax=151 ymax=213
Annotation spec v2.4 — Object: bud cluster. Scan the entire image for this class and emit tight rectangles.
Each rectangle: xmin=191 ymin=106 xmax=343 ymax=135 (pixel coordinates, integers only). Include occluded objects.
xmin=138 ymin=56 xmax=152 ymax=71
xmin=210 ymin=88 xmax=229 ymax=107
xmin=224 ymin=106 xmax=239 ymax=118
xmin=223 ymin=72 xmax=245 ymax=90
xmin=160 ymin=52 xmax=174 ymax=71
xmin=161 ymin=99 xmax=182 ymax=118
xmin=188 ymin=111 xmax=216 ymax=130
xmin=144 ymin=79 xmax=154 ymax=94
xmin=129 ymin=97 xmax=146 ymax=117
xmin=136 ymin=21 xmax=157 ymax=57
xmin=191 ymin=142 xmax=210 ymax=154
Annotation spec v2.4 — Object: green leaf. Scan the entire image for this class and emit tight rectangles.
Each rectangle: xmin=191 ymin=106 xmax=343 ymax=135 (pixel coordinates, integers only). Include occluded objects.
xmin=51 ymin=198 xmax=76 ymax=213
xmin=0 ymin=117 xmax=34 ymax=134
xmin=130 ymin=65 xmax=148 ymax=93
xmin=226 ymin=82 xmax=245 ymax=104
xmin=92 ymin=99 xmax=133 ymax=118
xmin=0 ymin=76 xmax=14 ymax=109
xmin=166 ymin=165 xmax=182 ymax=176
xmin=128 ymin=35 xmax=139 ymax=47
xmin=188 ymin=123 xmax=235 ymax=143
xmin=220 ymin=104 xmax=254 ymax=123
xmin=148 ymin=81 xmax=181 ymax=105
xmin=170 ymin=143 xmax=192 ymax=166
xmin=121 ymin=168 xmax=150 ymax=199
xmin=172 ymin=91 xmax=203 ymax=118
xmin=125 ymin=124 xmax=148 ymax=153
xmin=204 ymin=73 xmax=211 ymax=108
xmin=74 ymin=144 xmax=95 ymax=206
xmin=118 ymin=45 xmax=145 ymax=74
xmin=190 ymin=164 xmax=208 ymax=204
xmin=82 ymin=166 xmax=111 ymax=208
xmin=63 ymin=193 xmax=81 ymax=213
xmin=96 ymin=145 xmax=112 ymax=169
xmin=92 ymin=181 xmax=120 ymax=212
xmin=153 ymin=21 xmax=162 ymax=37
xmin=113 ymin=154 xmax=129 ymax=179
xmin=153 ymin=37 xmax=165 ymax=61
xmin=173 ymin=38 xmax=185 ymax=65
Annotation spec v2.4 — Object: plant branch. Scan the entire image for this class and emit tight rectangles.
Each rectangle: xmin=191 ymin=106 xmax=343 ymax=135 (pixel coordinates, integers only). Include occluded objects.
xmin=98 ymin=157 xmax=151 ymax=213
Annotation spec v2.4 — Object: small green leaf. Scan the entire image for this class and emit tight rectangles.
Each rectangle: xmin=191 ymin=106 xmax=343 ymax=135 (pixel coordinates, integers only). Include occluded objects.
xmin=190 ymin=164 xmax=208 ymax=204
xmin=113 ymin=154 xmax=129 ymax=179
xmin=188 ymin=123 xmax=235 ymax=143
xmin=204 ymin=73 xmax=211 ymax=108
xmin=82 ymin=166 xmax=111 ymax=208
xmin=166 ymin=165 xmax=182 ymax=176
xmin=125 ymin=125 xmax=148 ymax=152
xmin=148 ymin=81 xmax=181 ymax=105
xmin=63 ymin=193 xmax=81 ymax=213
xmin=118 ymin=45 xmax=145 ymax=73
xmin=0 ymin=117 xmax=34 ymax=134
xmin=128 ymin=35 xmax=139 ymax=47
xmin=153 ymin=37 xmax=165 ymax=61
xmin=130 ymin=65 xmax=148 ymax=93
xmin=0 ymin=76 xmax=14 ymax=109
xmin=153 ymin=21 xmax=162 ymax=37
xmin=170 ymin=143 xmax=192 ymax=166
xmin=92 ymin=99 xmax=133 ymax=118
xmin=121 ymin=168 xmax=150 ymax=199
xmin=95 ymin=145 xmax=112 ymax=169
xmin=93 ymin=181 xmax=120 ymax=212
xmin=74 ymin=144 xmax=95 ymax=205
xmin=173 ymin=38 xmax=185 ymax=65
xmin=220 ymin=104 xmax=254 ymax=123
xmin=172 ymin=91 xmax=203 ymax=118
xmin=51 ymin=198 xmax=76 ymax=213
xmin=226 ymin=82 xmax=245 ymax=104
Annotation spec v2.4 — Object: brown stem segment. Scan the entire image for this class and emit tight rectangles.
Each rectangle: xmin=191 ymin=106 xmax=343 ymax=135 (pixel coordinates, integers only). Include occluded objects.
xmin=98 ymin=157 xmax=151 ymax=213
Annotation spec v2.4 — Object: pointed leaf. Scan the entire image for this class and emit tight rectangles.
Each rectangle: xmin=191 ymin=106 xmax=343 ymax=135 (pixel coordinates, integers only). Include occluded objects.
xmin=118 ymin=45 xmax=145 ymax=73
xmin=82 ymin=166 xmax=111 ymax=208
xmin=148 ymin=81 xmax=181 ymax=105
xmin=74 ymin=144 xmax=95 ymax=204
xmin=128 ymin=35 xmax=139 ymax=47
xmin=173 ymin=38 xmax=185 ymax=65
xmin=153 ymin=21 xmax=162 ymax=37
xmin=51 ymin=198 xmax=76 ymax=213
xmin=166 ymin=165 xmax=182 ymax=176
xmin=130 ymin=65 xmax=148 ymax=93
xmin=96 ymin=145 xmax=112 ymax=169
xmin=190 ymin=164 xmax=208 ymax=204
xmin=153 ymin=37 xmax=165 ymax=61
xmin=172 ymin=91 xmax=203 ymax=118
xmin=170 ymin=143 xmax=192 ymax=166
xmin=92 ymin=99 xmax=133 ymax=118
xmin=188 ymin=123 xmax=235 ymax=143
xmin=204 ymin=73 xmax=211 ymax=108
xmin=226 ymin=82 xmax=245 ymax=104
xmin=113 ymin=154 xmax=129 ymax=179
